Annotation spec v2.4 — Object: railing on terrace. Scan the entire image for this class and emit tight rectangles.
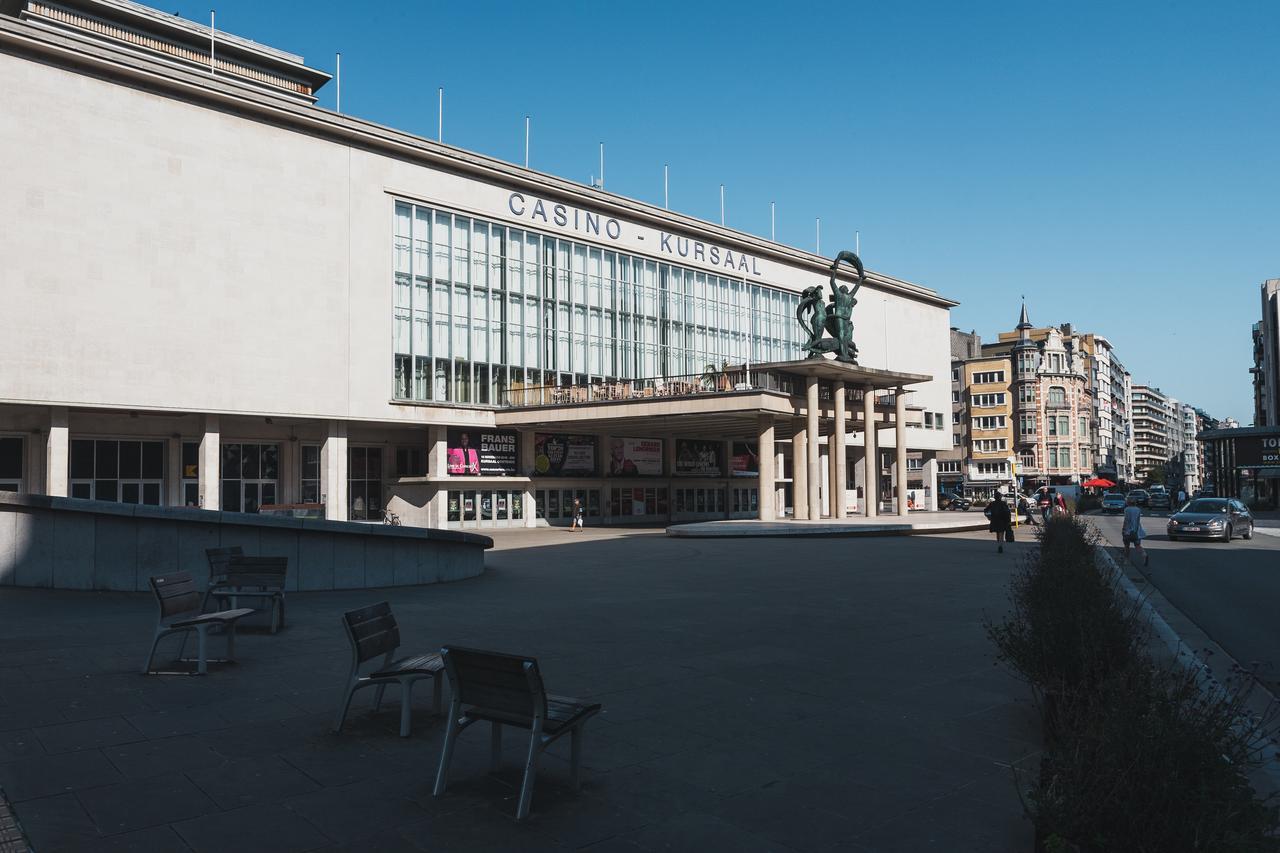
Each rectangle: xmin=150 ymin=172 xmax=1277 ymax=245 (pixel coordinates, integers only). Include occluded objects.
xmin=497 ymin=368 xmax=916 ymax=410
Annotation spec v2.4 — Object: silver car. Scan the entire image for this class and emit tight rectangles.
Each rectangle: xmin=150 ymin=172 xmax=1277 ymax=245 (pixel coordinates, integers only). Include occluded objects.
xmin=1166 ymin=498 xmax=1255 ymax=542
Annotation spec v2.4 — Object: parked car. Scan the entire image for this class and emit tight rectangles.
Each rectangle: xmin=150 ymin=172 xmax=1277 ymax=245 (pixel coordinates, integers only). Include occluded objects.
xmin=1167 ymin=498 xmax=1254 ymax=542
xmin=940 ymin=492 xmax=971 ymax=511
xmin=1149 ymin=491 xmax=1171 ymax=510
xmin=1101 ymin=492 xmax=1128 ymax=514
xmin=1129 ymin=489 xmax=1150 ymax=507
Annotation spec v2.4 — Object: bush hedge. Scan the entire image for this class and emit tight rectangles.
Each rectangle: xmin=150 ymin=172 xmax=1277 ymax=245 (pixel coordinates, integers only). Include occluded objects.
xmin=986 ymin=515 xmax=1280 ymax=852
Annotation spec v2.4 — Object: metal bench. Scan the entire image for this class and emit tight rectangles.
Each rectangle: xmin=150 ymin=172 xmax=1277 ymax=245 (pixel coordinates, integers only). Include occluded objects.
xmin=333 ymin=601 xmax=444 ymax=738
xmin=143 ymin=571 xmax=254 ymax=675
xmin=201 ymin=545 xmax=243 ymax=613
xmin=208 ymin=555 xmax=288 ymax=633
xmin=432 ymin=645 xmax=601 ymax=820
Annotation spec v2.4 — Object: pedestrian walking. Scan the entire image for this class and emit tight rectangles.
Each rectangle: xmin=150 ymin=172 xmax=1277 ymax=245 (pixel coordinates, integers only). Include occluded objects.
xmin=1039 ymin=488 xmax=1052 ymax=525
xmin=570 ymin=497 xmax=584 ymax=532
xmin=1176 ymin=488 xmax=1186 ymax=510
xmin=986 ymin=492 xmax=1013 ymax=554
xmin=1122 ymin=494 xmax=1149 ymax=567
xmin=1055 ymin=491 xmax=1067 ymax=515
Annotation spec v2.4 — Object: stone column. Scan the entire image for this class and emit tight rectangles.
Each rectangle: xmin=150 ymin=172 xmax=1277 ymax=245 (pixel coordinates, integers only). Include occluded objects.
xmin=45 ymin=406 xmax=68 ymax=497
xmin=166 ymin=436 xmax=183 ymax=507
xmin=924 ymin=457 xmax=939 ymax=511
xmin=792 ymin=424 xmax=808 ymax=520
xmin=806 ymin=375 xmax=821 ymax=519
xmin=825 ymin=438 xmax=836 ymax=519
xmin=775 ymin=446 xmax=786 ymax=517
xmin=863 ymin=386 xmax=877 ymax=517
xmin=323 ymin=420 xmax=348 ymax=521
xmin=198 ymin=414 xmax=220 ymax=510
xmin=757 ymin=415 xmax=775 ymax=521
xmin=519 ymin=429 xmax=536 ymax=528
xmin=833 ymin=381 xmax=847 ymax=518
xmin=896 ymin=387 xmax=909 ymax=517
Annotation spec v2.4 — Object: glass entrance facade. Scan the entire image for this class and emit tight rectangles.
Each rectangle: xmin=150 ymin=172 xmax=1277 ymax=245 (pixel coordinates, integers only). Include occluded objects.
xmin=393 ymin=201 xmax=803 ymax=405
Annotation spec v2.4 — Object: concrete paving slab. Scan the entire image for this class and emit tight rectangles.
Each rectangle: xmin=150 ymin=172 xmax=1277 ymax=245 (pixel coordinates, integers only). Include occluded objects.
xmin=0 ymin=526 xmax=1035 ymax=851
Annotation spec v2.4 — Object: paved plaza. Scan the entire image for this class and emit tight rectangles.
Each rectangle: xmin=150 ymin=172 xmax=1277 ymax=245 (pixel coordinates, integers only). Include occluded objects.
xmin=0 ymin=528 xmax=1038 ymax=852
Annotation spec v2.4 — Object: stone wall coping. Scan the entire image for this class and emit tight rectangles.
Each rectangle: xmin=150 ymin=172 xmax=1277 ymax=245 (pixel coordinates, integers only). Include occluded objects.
xmin=0 ymin=492 xmax=493 ymax=549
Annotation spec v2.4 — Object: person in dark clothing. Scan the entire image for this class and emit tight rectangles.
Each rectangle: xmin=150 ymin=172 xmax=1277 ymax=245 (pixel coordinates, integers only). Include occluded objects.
xmin=987 ymin=492 xmax=1013 ymax=554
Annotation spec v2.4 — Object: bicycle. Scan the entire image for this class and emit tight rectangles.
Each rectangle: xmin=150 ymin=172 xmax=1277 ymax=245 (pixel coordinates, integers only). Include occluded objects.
xmin=381 ymin=509 xmax=401 ymax=526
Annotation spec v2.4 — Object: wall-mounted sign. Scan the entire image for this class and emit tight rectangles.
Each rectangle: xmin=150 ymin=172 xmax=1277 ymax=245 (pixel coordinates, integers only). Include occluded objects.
xmin=675 ymin=439 xmax=723 ymax=477
xmin=730 ymin=441 xmax=759 ymax=477
xmin=1233 ymin=435 xmax=1280 ymax=468
xmin=447 ymin=429 xmax=517 ymax=476
xmin=534 ymin=433 xmax=596 ymax=476
xmin=608 ymin=437 xmax=663 ymax=477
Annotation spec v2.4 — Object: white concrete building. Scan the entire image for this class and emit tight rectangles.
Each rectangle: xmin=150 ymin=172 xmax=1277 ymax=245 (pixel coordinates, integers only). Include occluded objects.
xmin=0 ymin=0 xmax=956 ymax=529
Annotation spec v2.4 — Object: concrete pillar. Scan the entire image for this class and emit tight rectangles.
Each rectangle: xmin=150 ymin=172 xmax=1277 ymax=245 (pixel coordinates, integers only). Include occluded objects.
xmin=924 ymin=458 xmax=939 ymax=511
xmin=793 ymin=425 xmax=808 ymax=520
xmin=45 ymin=406 xmax=68 ymax=497
xmin=425 ymin=425 xmax=451 ymax=527
xmin=775 ymin=446 xmax=786 ymax=516
xmin=757 ymin=415 xmax=775 ymax=521
xmin=833 ymin=381 xmax=847 ymax=518
xmin=323 ymin=420 xmax=348 ymax=521
xmin=165 ymin=436 xmax=183 ymax=507
xmin=198 ymin=414 xmax=220 ymax=510
xmin=519 ymin=429 xmax=536 ymax=528
xmin=896 ymin=387 xmax=909 ymax=517
xmin=806 ymin=375 xmax=820 ymax=519
xmin=863 ymin=386 xmax=877 ymax=517
xmin=824 ymin=439 xmax=836 ymax=519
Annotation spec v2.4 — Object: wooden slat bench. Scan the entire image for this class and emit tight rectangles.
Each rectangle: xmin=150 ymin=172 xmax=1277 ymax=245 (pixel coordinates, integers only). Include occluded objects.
xmin=432 ymin=645 xmax=601 ymax=820
xmin=143 ymin=571 xmax=254 ymax=675
xmin=201 ymin=546 xmax=243 ymax=613
xmin=208 ymin=555 xmax=288 ymax=633
xmin=333 ymin=602 xmax=444 ymax=738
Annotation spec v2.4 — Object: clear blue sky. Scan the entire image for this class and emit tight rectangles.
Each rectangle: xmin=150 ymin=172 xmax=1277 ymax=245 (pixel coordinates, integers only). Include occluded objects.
xmin=180 ymin=0 xmax=1278 ymax=423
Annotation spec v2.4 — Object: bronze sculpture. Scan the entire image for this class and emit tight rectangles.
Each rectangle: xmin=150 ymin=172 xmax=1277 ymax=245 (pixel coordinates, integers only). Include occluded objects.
xmin=798 ymin=250 xmax=863 ymax=363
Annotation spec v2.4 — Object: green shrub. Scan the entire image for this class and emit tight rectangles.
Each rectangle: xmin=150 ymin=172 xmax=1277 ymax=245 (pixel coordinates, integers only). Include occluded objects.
xmin=986 ymin=515 xmax=1280 ymax=851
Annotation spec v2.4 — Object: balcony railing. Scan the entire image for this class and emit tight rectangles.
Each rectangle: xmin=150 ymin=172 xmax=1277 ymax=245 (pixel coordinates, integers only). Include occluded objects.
xmin=498 ymin=368 xmax=915 ymax=410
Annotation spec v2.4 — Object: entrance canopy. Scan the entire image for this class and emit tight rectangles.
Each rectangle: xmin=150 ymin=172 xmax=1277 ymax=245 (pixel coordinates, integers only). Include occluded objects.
xmin=496 ymin=360 xmax=931 ymax=440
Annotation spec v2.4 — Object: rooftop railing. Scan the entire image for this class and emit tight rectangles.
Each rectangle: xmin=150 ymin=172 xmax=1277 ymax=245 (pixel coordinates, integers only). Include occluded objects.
xmin=498 ymin=368 xmax=916 ymax=410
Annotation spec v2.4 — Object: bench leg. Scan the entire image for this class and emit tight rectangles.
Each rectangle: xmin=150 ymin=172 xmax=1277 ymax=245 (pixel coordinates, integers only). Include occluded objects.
xmin=433 ymin=701 xmax=463 ymax=798
xmin=332 ymin=682 xmax=360 ymax=734
xmin=373 ymin=684 xmax=387 ymax=712
xmin=196 ymin=626 xmax=209 ymax=675
xmin=570 ymin=725 xmax=584 ymax=792
xmin=490 ymin=722 xmax=502 ymax=772
xmin=515 ymin=735 xmax=541 ymax=821
xmin=224 ymin=621 xmax=237 ymax=663
xmin=432 ymin=673 xmax=443 ymax=715
xmin=399 ymin=679 xmax=414 ymax=738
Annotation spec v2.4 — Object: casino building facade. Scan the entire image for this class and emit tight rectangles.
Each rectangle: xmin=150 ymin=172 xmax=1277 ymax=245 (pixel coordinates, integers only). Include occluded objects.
xmin=0 ymin=0 xmax=956 ymax=530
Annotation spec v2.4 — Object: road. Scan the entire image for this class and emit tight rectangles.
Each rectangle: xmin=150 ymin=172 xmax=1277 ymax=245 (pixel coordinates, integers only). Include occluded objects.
xmin=1091 ymin=510 xmax=1280 ymax=695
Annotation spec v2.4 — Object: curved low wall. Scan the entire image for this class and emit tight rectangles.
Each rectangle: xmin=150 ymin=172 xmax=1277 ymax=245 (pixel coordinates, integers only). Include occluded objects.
xmin=0 ymin=492 xmax=490 ymax=592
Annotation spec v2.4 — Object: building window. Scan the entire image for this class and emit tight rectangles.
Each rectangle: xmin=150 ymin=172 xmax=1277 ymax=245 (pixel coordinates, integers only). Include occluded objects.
xmin=951 ymin=367 xmax=959 ymax=382
xmin=392 ymin=199 xmax=804 ymax=405
xmin=1047 ymin=386 xmax=1067 ymax=407
xmin=972 ymin=370 xmax=1005 ymax=384
xmin=396 ymin=446 xmax=427 ymax=478
xmin=951 ymin=390 xmax=960 ymax=403
xmin=348 ymin=446 xmax=383 ymax=521
xmin=1079 ymin=416 xmax=1089 ymax=437
xmin=1019 ymin=384 xmax=1035 ymax=403
xmin=972 ymin=392 xmax=1006 ymax=408
xmin=938 ymin=460 xmax=962 ymax=474
xmin=70 ymin=439 xmax=164 ymax=505
xmin=934 ymin=412 xmax=944 ymax=430
xmin=975 ymin=462 xmax=1009 ymax=477
xmin=181 ymin=441 xmax=200 ymax=506
xmin=0 ymin=436 xmax=23 ymax=492
xmin=974 ymin=439 xmax=1008 ymax=453
xmin=925 ymin=412 xmax=933 ymax=429
xmin=1019 ymin=414 xmax=1036 ymax=436
xmin=973 ymin=415 xmax=1007 ymax=430
xmin=952 ymin=411 xmax=961 ymax=424
xmin=300 ymin=443 xmax=321 ymax=504
xmin=220 ymin=443 xmax=278 ymax=513
xmin=953 ymin=434 xmax=961 ymax=446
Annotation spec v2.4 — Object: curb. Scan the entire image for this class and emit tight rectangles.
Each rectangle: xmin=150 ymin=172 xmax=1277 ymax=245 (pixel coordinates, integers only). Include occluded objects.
xmin=1092 ymin=535 xmax=1280 ymax=796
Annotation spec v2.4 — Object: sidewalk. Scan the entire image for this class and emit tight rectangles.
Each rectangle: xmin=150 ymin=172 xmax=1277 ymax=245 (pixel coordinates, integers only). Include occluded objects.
xmin=0 ymin=527 xmax=1038 ymax=852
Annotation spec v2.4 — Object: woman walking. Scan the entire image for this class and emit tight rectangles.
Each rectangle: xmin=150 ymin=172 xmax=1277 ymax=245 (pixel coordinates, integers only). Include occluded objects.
xmin=570 ymin=497 xmax=584 ymax=532
xmin=987 ymin=492 xmax=1013 ymax=554
xmin=1122 ymin=494 xmax=1149 ymax=566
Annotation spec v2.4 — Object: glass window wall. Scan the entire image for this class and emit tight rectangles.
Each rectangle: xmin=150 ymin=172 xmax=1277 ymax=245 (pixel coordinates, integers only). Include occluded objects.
xmin=393 ymin=200 xmax=802 ymax=404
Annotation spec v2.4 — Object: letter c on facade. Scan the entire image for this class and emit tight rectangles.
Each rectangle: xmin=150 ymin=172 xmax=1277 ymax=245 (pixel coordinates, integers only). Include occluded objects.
xmin=508 ymin=192 xmax=525 ymax=216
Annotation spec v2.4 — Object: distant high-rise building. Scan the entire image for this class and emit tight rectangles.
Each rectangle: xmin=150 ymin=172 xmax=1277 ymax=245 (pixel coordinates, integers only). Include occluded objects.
xmin=1252 ymin=280 xmax=1280 ymax=427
